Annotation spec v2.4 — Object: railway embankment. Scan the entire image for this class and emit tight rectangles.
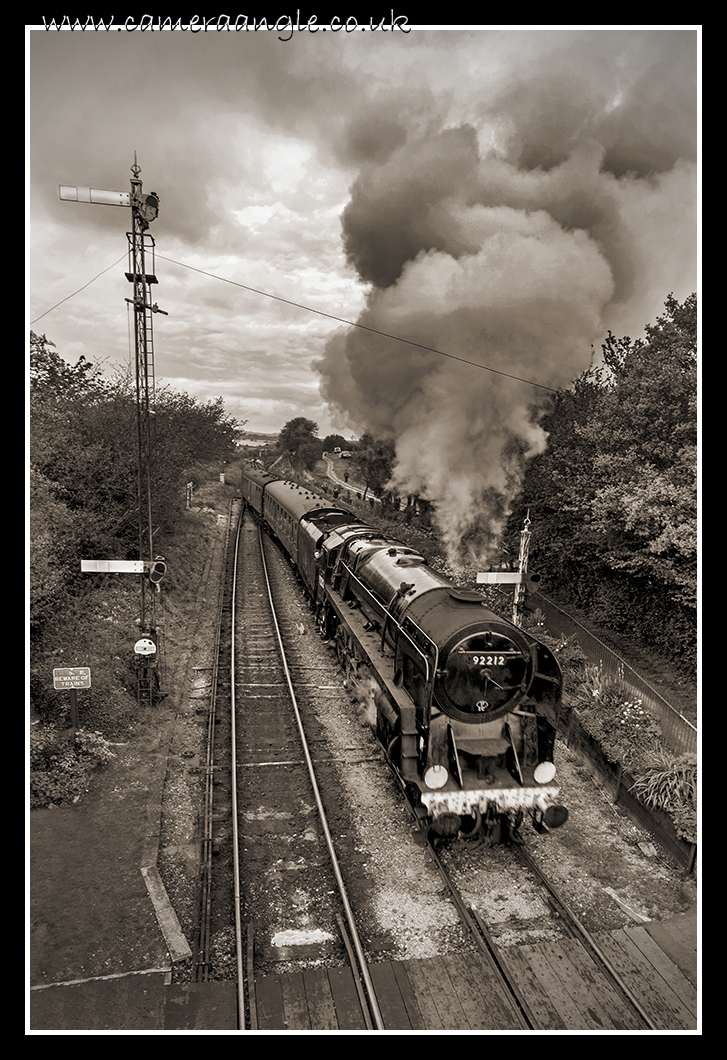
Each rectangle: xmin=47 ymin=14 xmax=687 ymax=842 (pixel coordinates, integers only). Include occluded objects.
xmin=30 ymin=468 xmax=237 ymax=990
xmin=563 ymin=713 xmax=696 ymax=873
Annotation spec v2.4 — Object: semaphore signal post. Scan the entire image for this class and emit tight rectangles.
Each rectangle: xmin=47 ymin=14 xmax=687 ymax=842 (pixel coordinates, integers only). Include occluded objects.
xmin=476 ymin=513 xmax=539 ymax=627
xmin=60 ymin=157 xmax=167 ymax=706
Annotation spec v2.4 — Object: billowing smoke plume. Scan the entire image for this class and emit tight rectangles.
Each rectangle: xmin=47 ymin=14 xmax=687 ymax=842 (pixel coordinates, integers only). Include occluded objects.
xmin=315 ymin=31 xmax=697 ymax=568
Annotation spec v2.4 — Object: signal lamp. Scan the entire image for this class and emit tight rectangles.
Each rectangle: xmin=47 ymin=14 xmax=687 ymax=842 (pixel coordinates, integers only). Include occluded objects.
xmin=149 ymin=559 xmax=167 ymax=585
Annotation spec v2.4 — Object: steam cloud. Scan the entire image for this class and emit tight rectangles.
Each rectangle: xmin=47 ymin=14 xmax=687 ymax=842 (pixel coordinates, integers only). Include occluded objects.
xmin=314 ymin=31 xmax=697 ymax=568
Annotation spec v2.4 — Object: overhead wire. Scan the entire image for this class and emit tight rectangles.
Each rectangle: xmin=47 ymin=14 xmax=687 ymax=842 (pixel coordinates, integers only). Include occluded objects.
xmin=30 ymin=254 xmax=127 ymax=326
xmin=30 ymin=248 xmax=561 ymax=395
xmin=157 ymin=254 xmax=560 ymax=395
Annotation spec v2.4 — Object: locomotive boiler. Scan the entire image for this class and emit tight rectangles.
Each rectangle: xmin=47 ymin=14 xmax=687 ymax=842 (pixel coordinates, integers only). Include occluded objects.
xmin=240 ymin=466 xmax=568 ymax=845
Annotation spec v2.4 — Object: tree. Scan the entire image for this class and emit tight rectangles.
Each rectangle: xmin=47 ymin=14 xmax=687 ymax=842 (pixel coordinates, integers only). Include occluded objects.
xmin=29 ymin=332 xmax=242 ymax=632
xmin=29 ymin=468 xmax=79 ymax=631
xmin=322 ymin=433 xmax=349 ymax=452
xmin=577 ymin=294 xmax=697 ymax=610
xmin=298 ymin=439 xmax=324 ymax=471
xmin=505 ymin=294 xmax=697 ymax=674
xmin=357 ymin=431 xmax=396 ymax=501
xmin=278 ymin=417 xmax=318 ymax=453
xmin=30 ymin=332 xmax=109 ymax=401
xmin=505 ymin=377 xmax=605 ymax=586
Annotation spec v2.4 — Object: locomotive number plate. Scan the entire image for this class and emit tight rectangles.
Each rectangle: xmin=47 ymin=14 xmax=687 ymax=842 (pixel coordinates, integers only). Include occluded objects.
xmin=464 ymin=652 xmax=522 ymax=667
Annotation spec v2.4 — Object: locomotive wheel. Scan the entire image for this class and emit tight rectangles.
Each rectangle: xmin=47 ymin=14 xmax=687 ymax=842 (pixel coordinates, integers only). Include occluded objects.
xmin=385 ymin=733 xmax=400 ymax=766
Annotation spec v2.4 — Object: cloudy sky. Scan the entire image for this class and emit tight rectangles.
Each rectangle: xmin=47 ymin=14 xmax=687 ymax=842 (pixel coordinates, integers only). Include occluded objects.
xmin=28 ymin=24 xmax=699 ymax=558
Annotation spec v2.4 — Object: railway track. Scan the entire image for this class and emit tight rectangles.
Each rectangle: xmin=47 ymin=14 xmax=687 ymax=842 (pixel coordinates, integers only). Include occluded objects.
xmin=204 ymin=504 xmax=487 ymax=1027
xmin=233 ymin=509 xmax=385 ymax=1028
xmin=192 ymin=499 xmax=238 ymax=983
xmin=193 ymin=500 xmax=665 ymax=1030
xmin=429 ymin=832 xmax=656 ymax=1030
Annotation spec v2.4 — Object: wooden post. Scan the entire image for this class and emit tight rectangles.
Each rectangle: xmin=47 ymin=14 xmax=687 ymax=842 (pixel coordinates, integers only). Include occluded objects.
xmin=69 ymin=688 xmax=79 ymax=732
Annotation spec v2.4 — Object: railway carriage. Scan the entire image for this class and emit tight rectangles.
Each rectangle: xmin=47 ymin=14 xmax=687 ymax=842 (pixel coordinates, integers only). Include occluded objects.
xmin=239 ymin=466 xmax=279 ymax=515
xmin=262 ymin=478 xmax=355 ymax=576
xmin=240 ymin=466 xmax=568 ymax=845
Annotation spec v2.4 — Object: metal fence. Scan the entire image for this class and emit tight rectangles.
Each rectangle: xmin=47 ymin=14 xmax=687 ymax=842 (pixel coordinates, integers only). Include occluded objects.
xmin=531 ymin=592 xmax=697 ymax=757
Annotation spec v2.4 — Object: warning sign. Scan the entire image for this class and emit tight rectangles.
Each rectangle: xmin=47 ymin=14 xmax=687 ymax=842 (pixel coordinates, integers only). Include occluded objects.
xmin=53 ymin=667 xmax=91 ymax=690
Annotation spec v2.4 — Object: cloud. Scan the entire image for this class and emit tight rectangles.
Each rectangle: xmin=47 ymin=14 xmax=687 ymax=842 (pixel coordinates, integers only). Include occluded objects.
xmin=312 ymin=29 xmax=698 ymax=564
xmin=29 ymin=29 xmax=698 ymax=479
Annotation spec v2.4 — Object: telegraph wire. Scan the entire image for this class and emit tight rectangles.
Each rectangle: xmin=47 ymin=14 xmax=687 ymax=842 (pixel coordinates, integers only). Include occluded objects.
xmin=30 ymin=248 xmax=561 ymax=395
xmin=30 ymin=254 xmax=127 ymax=326
xmin=157 ymin=254 xmax=560 ymax=395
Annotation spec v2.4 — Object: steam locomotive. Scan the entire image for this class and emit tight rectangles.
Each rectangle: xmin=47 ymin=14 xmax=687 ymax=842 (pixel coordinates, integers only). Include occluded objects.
xmin=240 ymin=466 xmax=568 ymax=845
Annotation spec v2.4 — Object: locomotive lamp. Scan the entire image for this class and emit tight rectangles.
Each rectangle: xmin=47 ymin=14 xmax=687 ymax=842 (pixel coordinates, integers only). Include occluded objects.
xmin=424 ymin=764 xmax=449 ymax=789
xmin=534 ymin=761 xmax=556 ymax=784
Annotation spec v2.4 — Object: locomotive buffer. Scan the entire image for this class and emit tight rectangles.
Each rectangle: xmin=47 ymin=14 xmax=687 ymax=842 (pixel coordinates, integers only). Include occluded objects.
xmin=61 ymin=158 xmax=167 ymax=705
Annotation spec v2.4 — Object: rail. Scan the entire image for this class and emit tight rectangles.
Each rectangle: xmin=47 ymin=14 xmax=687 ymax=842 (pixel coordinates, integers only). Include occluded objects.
xmin=230 ymin=503 xmax=247 ymax=1027
xmin=424 ymin=818 xmax=657 ymax=1030
xmin=193 ymin=498 xmax=237 ymax=983
xmin=514 ymin=845 xmax=657 ymax=1030
xmin=258 ymin=526 xmax=384 ymax=1028
xmin=422 ymin=836 xmax=534 ymax=1029
xmin=232 ymin=519 xmax=387 ymax=1026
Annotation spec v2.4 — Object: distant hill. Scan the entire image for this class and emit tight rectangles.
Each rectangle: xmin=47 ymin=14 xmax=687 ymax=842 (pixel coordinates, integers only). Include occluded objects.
xmin=238 ymin=431 xmax=278 ymax=444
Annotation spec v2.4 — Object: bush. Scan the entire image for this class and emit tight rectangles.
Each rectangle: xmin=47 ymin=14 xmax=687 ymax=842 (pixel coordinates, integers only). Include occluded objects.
xmin=29 ymin=579 xmax=144 ymax=736
xmin=570 ymin=665 xmax=663 ymax=768
xmin=629 ymin=750 xmax=697 ymax=842
xmin=529 ymin=628 xmax=588 ymax=677
xmin=30 ymin=725 xmax=116 ymax=808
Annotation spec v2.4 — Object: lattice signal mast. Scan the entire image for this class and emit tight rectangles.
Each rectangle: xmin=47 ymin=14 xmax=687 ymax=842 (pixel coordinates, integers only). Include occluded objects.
xmin=513 ymin=511 xmax=532 ymax=626
xmin=60 ymin=157 xmax=167 ymax=701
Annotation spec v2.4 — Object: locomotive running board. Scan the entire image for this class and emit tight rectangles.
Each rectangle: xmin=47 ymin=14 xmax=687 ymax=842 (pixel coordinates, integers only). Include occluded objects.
xmin=326 ymin=594 xmax=420 ymax=781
